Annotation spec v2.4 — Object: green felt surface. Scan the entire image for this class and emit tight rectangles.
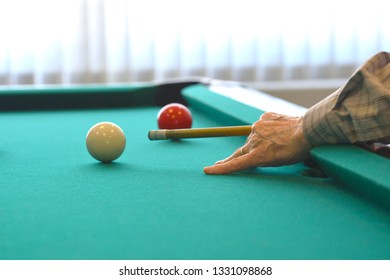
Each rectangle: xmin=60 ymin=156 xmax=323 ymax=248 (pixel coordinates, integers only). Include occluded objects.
xmin=0 ymin=84 xmax=390 ymax=260
xmin=184 ymin=84 xmax=390 ymax=212
xmin=312 ymin=145 xmax=390 ymax=211
xmin=183 ymin=84 xmax=263 ymax=126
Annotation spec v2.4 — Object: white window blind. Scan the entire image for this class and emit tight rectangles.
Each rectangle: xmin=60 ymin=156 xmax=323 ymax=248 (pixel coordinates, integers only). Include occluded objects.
xmin=0 ymin=0 xmax=388 ymax=85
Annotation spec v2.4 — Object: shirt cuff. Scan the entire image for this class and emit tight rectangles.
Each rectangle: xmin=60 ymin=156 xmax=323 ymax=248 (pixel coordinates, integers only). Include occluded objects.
xmin=302 ymin=87 xmax=350 ymax=146
xmin=302 ymin=51 xmax=390 ymax=147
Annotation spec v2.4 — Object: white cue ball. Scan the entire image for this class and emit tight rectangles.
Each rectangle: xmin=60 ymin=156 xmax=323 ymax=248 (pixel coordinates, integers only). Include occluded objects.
xmin=86 ymin=122 xmax=126 ymax=163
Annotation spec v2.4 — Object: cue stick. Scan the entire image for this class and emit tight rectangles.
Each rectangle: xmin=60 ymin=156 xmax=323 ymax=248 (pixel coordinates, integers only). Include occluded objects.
xmin=148 ymin=125 xmax=252 ymax=140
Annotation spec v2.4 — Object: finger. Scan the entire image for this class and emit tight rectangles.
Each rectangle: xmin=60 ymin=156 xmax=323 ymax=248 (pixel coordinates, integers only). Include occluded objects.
xmin=204 ymin=153 xmax=256 ymax=175
xmin=214 ymin=144 xmax=251 ymax=165
xmin=214 ymin=148 xmax=242 ymax=165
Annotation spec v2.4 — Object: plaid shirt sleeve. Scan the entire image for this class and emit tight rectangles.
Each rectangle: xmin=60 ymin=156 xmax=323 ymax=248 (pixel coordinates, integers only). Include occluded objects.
xmin=302 ymin=51 xmax=390 ymax=146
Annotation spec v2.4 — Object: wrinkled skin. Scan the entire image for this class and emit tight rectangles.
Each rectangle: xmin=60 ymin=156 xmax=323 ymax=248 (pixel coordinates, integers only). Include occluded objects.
xmin=204 ymin=112 xmax=313 ymax=175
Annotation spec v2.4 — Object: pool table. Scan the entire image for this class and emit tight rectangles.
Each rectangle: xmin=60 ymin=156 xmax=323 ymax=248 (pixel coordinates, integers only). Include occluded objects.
xmin=0 ymin=81 xmax=389 ymax=260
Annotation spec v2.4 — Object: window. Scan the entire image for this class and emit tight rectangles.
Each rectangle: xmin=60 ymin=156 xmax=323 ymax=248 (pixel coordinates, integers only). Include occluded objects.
xmin=0 ymin=0 xmax=388 ymax=85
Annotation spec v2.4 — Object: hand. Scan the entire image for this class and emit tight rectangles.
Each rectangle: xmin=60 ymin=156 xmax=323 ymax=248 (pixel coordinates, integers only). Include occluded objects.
xmin=203 ymin=112 xmax=313 ymax=174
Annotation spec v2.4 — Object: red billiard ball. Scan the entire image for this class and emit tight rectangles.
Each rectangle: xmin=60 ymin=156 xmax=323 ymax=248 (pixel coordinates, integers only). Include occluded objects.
xmin=157 ymin=103 xmax=192 ymax=129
